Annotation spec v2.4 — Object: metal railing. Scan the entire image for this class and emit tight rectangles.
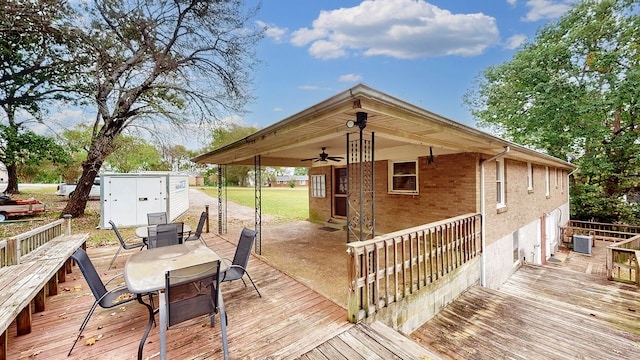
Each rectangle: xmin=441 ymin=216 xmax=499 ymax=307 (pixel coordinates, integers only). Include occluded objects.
xmin=346 ymin=213 xmax=482 ymax=323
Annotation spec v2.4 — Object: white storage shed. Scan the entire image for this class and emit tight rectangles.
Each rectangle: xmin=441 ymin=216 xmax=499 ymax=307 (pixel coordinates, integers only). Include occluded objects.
xmin=100 ymin=172 xmax=190 ymax=228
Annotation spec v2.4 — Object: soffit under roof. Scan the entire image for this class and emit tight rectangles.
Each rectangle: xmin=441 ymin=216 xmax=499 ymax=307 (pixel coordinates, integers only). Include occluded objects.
xmin=192 ymin=84 xmax=576 ymax=170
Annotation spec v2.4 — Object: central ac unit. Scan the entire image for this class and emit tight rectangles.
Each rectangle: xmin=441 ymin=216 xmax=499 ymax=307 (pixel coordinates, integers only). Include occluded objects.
xmin=573 ymin=235 xmax=592 ymax=255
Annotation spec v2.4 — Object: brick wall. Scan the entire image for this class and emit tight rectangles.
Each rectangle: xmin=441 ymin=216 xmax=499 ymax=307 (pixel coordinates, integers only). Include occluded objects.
xmin=482 ymin=157 xmax=569 ymax=246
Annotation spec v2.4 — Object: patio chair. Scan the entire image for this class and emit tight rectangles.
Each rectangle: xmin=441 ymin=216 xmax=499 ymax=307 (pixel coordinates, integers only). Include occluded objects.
xmin=147 ymin=223 xmax=180 ymax=249
xmin=108 ymin=220 xmax=145 ymax=270
xmin=220 ymin=227 xmax=262 ymax=297
xmin=184 ymin=211 xmax=207 ymax=245
xmin=147 ymin=211 xmax=168 ymax=225
xmin=69 ymin=248 xmax=152 ymax=356
xmin=163 ymin=260 xmax=229 ymax=359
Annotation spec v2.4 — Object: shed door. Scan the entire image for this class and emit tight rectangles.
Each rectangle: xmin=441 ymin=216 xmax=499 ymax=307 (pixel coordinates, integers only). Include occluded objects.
xmin=106 ymin=177 xmax=138 ymax=226
xmin=135 ymin=177 xmax=166 ymax=224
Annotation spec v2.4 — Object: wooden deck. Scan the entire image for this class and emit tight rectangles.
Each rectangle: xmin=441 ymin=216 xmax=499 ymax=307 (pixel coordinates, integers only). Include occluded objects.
xmin=6 ymin=232 xmax=434 ymax=360
xmin=411 ymin=241 xmax=640 ymax=359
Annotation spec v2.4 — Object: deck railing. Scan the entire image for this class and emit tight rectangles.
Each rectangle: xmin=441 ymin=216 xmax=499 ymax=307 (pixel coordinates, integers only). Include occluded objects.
xmin=566 ymin=220 xmax=640 ymax=242
xmin=346 ymin=213 xmax=482 ymax=323
xmin=607 ymin=234 xmax=640 ymax=285
xmin=2 ymin=215 xmax=72 ymax=266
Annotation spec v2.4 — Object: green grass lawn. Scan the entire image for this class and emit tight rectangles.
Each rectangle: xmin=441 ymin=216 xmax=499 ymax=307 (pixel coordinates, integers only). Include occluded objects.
xmin=199 ymin=186 xmax=309 ymax=221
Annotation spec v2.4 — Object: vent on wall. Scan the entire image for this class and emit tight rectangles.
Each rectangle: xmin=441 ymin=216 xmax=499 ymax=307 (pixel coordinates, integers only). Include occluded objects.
xmin=573 ymin=235 xmax=593 ymax=255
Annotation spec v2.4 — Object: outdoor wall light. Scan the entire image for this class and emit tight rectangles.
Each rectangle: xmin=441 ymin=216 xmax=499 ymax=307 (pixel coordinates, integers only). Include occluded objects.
xmin=346 ymin=112 xmax=368 ymax=130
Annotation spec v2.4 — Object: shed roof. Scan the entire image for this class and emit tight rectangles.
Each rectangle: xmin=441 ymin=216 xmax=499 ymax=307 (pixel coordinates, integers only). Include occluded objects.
xmin=192 ymin=84 xmax=576 ymax=170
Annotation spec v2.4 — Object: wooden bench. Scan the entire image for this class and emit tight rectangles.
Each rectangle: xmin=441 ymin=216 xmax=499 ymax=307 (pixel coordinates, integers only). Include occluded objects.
xmin=0 ymin=233 xmax=88 ymax=360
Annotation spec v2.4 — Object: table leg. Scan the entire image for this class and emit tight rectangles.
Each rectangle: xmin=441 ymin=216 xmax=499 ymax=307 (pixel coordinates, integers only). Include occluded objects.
xmin=219 ymin=291 xmax=229 ymax=360
xmin=137 ymin=294 xmax=155 ymax=360
xmin=159 ymin=290 xmax=168 ymax=360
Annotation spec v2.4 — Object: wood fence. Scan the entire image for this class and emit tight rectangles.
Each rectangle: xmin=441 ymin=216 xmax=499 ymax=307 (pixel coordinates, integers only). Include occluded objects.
xmin=346 ymin=213 xmax=482 ymax=323
xmin=566 ymin=220 xmax=640 ymax=242
xmin=606 ymin=234 xmax=640 ymax=285
xmin=1 ymin=215 xmax=71 ymax=266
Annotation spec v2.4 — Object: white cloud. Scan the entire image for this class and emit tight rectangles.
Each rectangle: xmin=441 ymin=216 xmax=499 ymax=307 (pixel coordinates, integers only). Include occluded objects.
xmin=290 ymin=0 xmax=500 ymax=60
xmin=257 ymin=20 xmax=288 ymax=43
xmin=522 ymin=0 xmax=574 ymax=22
xmin=338 ymin=74 xmax=363 ymax=83
xmin=299 ymin=85 xmax=333 ymax=91
xmin=506 ymin=0 xmax=517 ymax=5
xmin=504 ymin=34 xmax=527 ymax=49
xmin=273 ymin=107 xmax=283 ymax=112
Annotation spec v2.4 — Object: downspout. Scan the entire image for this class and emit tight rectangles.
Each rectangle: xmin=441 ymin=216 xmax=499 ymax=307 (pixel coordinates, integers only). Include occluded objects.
xmin=479 ymin=146 xmax=510 ymax=287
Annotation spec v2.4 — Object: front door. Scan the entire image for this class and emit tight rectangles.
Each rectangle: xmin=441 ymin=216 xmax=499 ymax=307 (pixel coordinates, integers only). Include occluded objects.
xmin=333 ymin=167 xmax=347 ymax=218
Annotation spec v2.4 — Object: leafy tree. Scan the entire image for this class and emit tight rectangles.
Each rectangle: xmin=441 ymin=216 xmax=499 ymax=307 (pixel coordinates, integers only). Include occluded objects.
xmin=465 ymin=0 xmax=640 ymax=224
xmin=61 ymin=0 xmax=263 ymax=217
xmin=159 ymin=144 xmax=197 ymax=172
xmin=105 ymin=136 xmax=165 ymax=173
xmin=207 ymin=123 xmax=259 ymax=187
xmin=0 ymin=0 xmax=85 ymax=193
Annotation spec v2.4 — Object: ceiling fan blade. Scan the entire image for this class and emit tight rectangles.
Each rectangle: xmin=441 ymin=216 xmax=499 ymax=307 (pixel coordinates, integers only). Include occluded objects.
xmin=301 ymin=158 xmax=318 ymax=162
xmin=327 ymin=157 xmax=344 ymax=162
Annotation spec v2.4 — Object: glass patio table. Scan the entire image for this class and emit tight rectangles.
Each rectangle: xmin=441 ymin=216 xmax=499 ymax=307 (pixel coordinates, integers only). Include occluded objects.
xmin=124 ymin=241 xmax=225 ymax=360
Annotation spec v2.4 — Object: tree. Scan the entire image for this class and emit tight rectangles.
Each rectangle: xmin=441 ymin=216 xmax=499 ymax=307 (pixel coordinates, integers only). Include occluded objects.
xmin=0 ymin=0 xmax=86 ymax=193
xmin=465 ymin=0 xmax=640 ymax=224
xmin=207 ymin=123 xmax=259 ymax=187
xmin=62 ymin=0 xmax=263 ymax=217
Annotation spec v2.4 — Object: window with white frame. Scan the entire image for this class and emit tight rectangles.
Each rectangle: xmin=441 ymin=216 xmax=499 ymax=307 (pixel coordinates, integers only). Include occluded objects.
xmin=561 ymin=169 xmax=564 ymax=193
xmin=545 ymin=166 xmax=550 ymax=197
xmin=496 ymin=159 xmax=505 ymax=208
xmin=527 ymin=162 xmax=533 ymax=191
xmin=554 ymin=168 xmax=558 ymax=188
xmin=388 ymin=160 xmax=418 ymax=194
xmin=311 ymin=175 xmax=325 ymax=198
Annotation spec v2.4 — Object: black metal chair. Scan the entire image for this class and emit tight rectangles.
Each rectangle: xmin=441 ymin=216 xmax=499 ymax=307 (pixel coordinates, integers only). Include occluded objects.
xmin=220 ymin=227 xmax=261 ymax=297
xmin=185 ymin=211 xmax=207 ymax=245
xmin=108 ymin=220 xmax=145 ymax=270
xmin=147 ymin=211 xmax=168 ymax=225
xmin=163 ymin=260 xmax=229 ymax=359
xmin=147 ymin=223 xmax=180 ymax=249
xmin=69 ymin=248 xmax=151 ymax=356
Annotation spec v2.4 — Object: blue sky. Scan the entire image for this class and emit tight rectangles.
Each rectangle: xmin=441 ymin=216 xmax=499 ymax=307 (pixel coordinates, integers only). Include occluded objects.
xmin=239 ymin=0 xmax=575 ymax=132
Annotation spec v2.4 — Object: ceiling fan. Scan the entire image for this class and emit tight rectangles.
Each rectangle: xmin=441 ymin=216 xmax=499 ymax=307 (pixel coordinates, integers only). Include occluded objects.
xmin=301 ymin=147 xmax=344 ymax=163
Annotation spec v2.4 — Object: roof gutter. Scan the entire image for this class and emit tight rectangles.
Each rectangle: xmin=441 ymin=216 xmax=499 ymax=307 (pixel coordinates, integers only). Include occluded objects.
xmin=480 ymin=146 xmax=510 ymax=287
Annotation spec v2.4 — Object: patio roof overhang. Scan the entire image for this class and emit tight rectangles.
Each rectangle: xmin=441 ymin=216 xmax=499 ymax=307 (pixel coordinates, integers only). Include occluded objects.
xmin=192 ymin=84 xmax=577 ymax=170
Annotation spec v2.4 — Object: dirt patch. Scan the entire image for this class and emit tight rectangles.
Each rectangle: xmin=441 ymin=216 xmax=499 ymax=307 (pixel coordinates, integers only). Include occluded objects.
xmin=188 ymin=188 xmax=349 ymax=307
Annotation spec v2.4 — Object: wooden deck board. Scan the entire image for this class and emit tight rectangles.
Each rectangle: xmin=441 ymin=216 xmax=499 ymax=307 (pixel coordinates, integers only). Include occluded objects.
xmin=7 ymin=232 xmax=430 ymax=359
xmin=411 ymin=264 xmax=640 ymax=360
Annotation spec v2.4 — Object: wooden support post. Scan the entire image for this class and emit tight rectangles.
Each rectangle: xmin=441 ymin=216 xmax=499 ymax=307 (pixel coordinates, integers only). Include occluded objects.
xmin=16 ymin=304 xmax=32 ymax=336
xmin=34 ymin=287 xmax=46 ymax=313
xmin=0 ymin=329 xmax=6 ymax=360
xmin=65 ymin=258 xmax=72 ymax=274
xmin=57 ymin=266 xmax=66 ymax=283
xmin=6 ymin=239 xmax=18 ymax=266
xmin=48 ymin=273 xmax=58 ymax=296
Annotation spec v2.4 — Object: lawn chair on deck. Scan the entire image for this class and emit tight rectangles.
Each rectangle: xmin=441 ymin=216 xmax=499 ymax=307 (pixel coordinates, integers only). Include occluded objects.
xmin=220 ymin=227 xmax=262 ymax=297
xmin=147 ymin=223 xmax=180 ymax=249
xmin=161 ymin=260 xmax=229 ymax=359
xmin=147 ymin=212 xmax=168 ymax=225
xmin=69 ymin=248 xmax=153 ymax=356
xmin=184 ymin=211 xmax=207 ymax=246
xmin=108 ymin=220 xmax=145 ymax=270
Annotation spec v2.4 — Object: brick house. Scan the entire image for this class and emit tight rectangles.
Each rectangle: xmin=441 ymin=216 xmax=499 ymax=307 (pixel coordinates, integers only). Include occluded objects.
xmin=271 ymin=175 xmax=308 ymax=188
xmin=194 ymin=84 xmax=576 ymax=327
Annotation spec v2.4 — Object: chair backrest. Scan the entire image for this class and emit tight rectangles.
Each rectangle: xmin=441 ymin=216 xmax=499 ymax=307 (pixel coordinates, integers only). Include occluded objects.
xmin=232 ymin=228 xmax=257 ymax=268
xmin=109 ymin=220 xmax=126 ymax=247
xmin=148 ymin=223 xmax=180 ymax=248
xmin=165 ymin=260 xmax=220 ymax=328
xmin=173 ymin=221 xmax=185 ymax=243
xmin=71 ymin=248 xmax=108 ymax=302
xmin=147 ymin=212 xmax=168 ymax=225
xmin=194 ymin=212 xmax=207 ymax=237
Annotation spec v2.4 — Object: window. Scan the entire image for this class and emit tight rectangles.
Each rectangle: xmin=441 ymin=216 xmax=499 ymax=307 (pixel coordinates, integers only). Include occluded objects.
xmin=554 ymin=168 xmax=558 ymax=188
xmin=311 ymin=175 xmax=325 ymax=198
xmin=388 ymin=160 xmax=418 ymax=194
xmin=496 ymin=159 xmax=505 ymax=208
xmin=545 ymin=166 xmax=550 ymax=197
xmin=527 ymin=162 xmax=533 ymax=191
xmin=299 ymin=179 xmax=306 ymax=186
xmin=560 ymin=169 xmax=564 ymax=193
